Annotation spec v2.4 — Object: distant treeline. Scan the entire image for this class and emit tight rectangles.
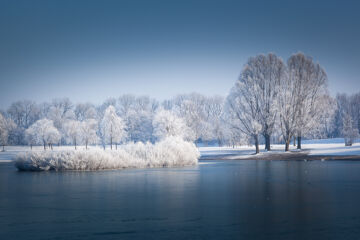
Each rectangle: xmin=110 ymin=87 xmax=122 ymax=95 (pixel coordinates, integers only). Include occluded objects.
xmin=0 ymin=52 xmax=359 ymax=153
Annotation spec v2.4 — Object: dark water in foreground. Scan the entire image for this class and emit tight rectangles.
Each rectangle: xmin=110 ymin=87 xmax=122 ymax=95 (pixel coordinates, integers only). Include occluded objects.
xmin=1 ymin=159 xmax=360 ymax=240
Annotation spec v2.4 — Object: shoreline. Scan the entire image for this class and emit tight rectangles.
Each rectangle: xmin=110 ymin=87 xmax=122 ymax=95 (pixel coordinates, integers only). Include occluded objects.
xmin=200 ymin=151 xmax=360 ymax=161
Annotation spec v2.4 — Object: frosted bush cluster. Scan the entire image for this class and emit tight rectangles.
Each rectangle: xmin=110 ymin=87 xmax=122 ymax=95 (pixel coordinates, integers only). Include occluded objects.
xmin=14 ymin=137 xmax=199 ymax=171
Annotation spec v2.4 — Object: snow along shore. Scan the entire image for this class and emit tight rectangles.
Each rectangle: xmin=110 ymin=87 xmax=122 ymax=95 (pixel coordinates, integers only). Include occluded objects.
xmin=14 ymin=137 xmax=199 ymax=171
xmin=199 ymin=138 xmax=360 ymax=160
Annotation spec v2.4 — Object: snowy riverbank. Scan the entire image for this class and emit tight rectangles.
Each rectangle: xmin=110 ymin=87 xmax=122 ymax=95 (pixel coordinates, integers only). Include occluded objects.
xmin=13 ymin=137 xmax=199 ymax=171
xmin=199 ymin=138 xmax=360 ymax=160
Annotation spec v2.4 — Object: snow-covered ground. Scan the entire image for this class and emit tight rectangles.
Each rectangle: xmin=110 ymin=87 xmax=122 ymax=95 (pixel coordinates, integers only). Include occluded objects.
xmin=200 ymin=138 xmax=360 ymax=158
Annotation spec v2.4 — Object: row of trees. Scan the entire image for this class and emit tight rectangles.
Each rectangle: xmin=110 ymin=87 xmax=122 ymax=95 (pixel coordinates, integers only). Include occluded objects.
xmin=227 ymin=52 xmax=330 ymax=153
xmin=0 ymin=53 xmax=359 ymax=152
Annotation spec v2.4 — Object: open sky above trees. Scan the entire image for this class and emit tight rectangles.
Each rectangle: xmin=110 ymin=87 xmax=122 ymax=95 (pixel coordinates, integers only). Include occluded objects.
xmin=1 ymin=0 xmax=360 ymax=109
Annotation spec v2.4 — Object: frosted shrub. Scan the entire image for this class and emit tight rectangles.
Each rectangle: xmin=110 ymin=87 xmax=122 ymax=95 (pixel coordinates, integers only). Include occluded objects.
xmin=14 ymin=137 xmax=199 ymax=171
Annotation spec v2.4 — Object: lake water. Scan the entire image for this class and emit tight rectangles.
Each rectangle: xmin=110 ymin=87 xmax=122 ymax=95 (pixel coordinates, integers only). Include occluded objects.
xmin=1 ymin=159 xmax=360 ymax=239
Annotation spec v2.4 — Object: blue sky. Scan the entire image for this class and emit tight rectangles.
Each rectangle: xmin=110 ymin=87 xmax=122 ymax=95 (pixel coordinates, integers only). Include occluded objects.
xmin=0 ymin=0 xmax=360 ymax=108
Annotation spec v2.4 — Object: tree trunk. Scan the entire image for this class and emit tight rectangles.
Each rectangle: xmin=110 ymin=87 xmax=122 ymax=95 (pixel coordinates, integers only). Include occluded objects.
xmin=285 ymin=140 xmax=290 ymax=151
xmin=293 ymin=136 xmax=296 ymax=146
xmin=297 ymin=136 xmax=302 ymax=149
xmin=110 ymin=136 xmax=112 ymax=150
xmin=30 ymin=144 xmax=32 ymax=150
xmin=43 ymin=141 xmax=46 ymax=150
xmin=75 ymin=139 xmax=77 ymax=150
xmin=86 ymin=141 xmax=88 ymax=150
xmin=51 ymin=144 xmax=53 ymax=150
xmin=254 ymin=134 xmax=259 ymax=154
xmin=2 ymin=145 xmax=4 ymax=152
xmin=264 ymin=133 xmax=271 ymax=151
xmin=116 ymin=143 xmax=117 ymax=150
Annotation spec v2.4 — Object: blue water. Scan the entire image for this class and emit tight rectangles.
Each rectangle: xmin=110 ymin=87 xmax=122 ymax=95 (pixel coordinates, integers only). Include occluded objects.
xmin=1 ymin=159 xmax=360 ymax=239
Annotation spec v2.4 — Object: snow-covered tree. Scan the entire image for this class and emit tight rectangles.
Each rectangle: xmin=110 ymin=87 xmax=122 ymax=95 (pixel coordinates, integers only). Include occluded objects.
xmin=0 ymin=113 xmax=10 ymax=151
xmin=26 ymin=119 xmax=60 ymax=150
xmin=25 ymin=128 xmax=37 ymax=149
xmin=100 ymin=105 xmax=126 ymax=149
xmin=63 ymin=120 xmax=81 ymax=150
xmin=7 ymin=100 xmax=40 ymax=129
xmin=45 ymin=127 xmax=61 ymax=150
xmin=153 ymin=108 xmax=193 ymax=141
xmin=342 ymin=113 xmax=359 ymax=146
xmin=239 ymin=54 xmax=285 ymax=150
xmin=226 ymin=72 xmax=263 ymax=154
xmin=277 ymin=66 xmax=298 ymax=151
xmin=74 ymin=103 xmax=97 ymax=121
xmin=203 ymin=96 xmax=226 ymax=146
xmin=80 ymin=119 xmax=98 ymax=149
xmin=287 ymin=53 xmax=328 ymax=149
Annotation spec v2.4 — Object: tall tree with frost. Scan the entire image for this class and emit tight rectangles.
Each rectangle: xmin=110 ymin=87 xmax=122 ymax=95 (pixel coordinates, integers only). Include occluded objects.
xmin=80 ymin=119 xmax=98 ymax=149
xmin=240 ymin=54 xmax=285 ymax=151
xmin=287 ymin=53 xmax=328 ymax=149
xmin=342 ymin=113 xmax=359 ymax=146
xmin=152 ymin=108 xmax=193 ymax=141
xmin=25 ymin=127 xmax=37 ymax=149
xmin=277 ymin=64 xmax=298 ymax=152
xmin=308 ymin=94 xmax=337 ymax=138
xmin=101 ymin=105 xmax=126 ymax=150
xmin=226 ymin=69 xmax=262 ymax=154
xmin=26 ymin=119 xmax=60 ymax=150
xmin=64 ymin=120 xmax=81 ymax=150
xmin=45 ymin=128 xmax=61 ymax=150
xmin=203 ymin=96 xmax=226 ymax=146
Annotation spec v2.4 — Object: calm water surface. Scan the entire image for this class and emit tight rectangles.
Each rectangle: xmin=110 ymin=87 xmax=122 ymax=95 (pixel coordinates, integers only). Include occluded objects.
xmin=1 ymin=158 xmax=360 ymax=240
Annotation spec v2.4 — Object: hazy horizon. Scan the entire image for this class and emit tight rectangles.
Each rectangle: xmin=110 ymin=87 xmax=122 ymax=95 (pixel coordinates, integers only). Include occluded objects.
xmin=1 ymin=0 xmax=360 ymax=109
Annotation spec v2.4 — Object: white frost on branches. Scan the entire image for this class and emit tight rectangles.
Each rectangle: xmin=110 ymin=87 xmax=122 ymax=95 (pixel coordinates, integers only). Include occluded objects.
xmin=25 ymin=119 xmax=60 ymax=150
xmin=100 ymin=105 xmax=126 ymax=149
xmin=152 ymin=108 xmax=193 ymax=141
xmin=14 ymin=137 xmax=199 ymax=171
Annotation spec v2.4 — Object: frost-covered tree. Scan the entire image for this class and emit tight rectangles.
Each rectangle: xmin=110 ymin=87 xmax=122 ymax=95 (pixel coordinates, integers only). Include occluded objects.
xmin=308 ymin=94 xmax=337 ymax=138
xmin=171 ymin=93 xmax=211 ymax=144
xmin=25 ymin=128 xmax=37 ymax=149
xmin=226 ymin=72 xmax=262 ymax=154
xmin=342 ymin=113 xmax=359 ymax=146
xmin=153 ymin=108 xmax=193 ymax=141
xmin=349 ymin=93 xmax=360 ymax=135
xmin=74 ymin=103 xmax=97 ymax=121
xmin=7 ymin=100 xmax=40 ymax=129
xmin=26 ymin=119 xmax=60 ymax=150
xmin=277 ymin=66 xmax=297 ymax=152
xmin=239 ymin=54 xmax=285 ymax=150
xmin=47 ymin=98 xmax=75 ymax=145
xmin=125 ymin=109 xmax=154 ymax=143
xmin=287 ymin=53 xmax=328 ymax=149
xmin=0 ymin=113 xmax=10 ymax=151
xmin=115 ymin=95 xmax=158 ymax=143
xmin=6 ymin=100 xmax=40 ymax=145
xmin=80 ymin=119 xmax=98 ymax=149
xmin=203 ymin=96 xmax=226 ymax=146
xmin=45 ymin=127 xmax=61 ymax=150
xmin=63 ymin=120 xmax=81 ymax=150
xmin=100 ymin=106 xmax=126 ymax=150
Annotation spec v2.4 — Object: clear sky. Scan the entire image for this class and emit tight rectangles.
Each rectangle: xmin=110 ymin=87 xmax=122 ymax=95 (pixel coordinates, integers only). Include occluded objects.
xmin=1 ymin=0 xmax=360 ymax=109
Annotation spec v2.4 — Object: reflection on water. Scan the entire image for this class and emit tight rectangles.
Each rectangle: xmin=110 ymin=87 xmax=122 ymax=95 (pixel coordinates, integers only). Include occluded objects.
xmin=1 ymin=160 xmax=360 ymax=239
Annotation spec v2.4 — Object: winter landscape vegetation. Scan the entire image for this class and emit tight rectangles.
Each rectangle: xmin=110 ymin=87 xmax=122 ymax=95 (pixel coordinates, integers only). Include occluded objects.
xmin=0 ymin=52 xmax=359 ymax=171
xmin=1 ymin=1 xmax=360 ymax=239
